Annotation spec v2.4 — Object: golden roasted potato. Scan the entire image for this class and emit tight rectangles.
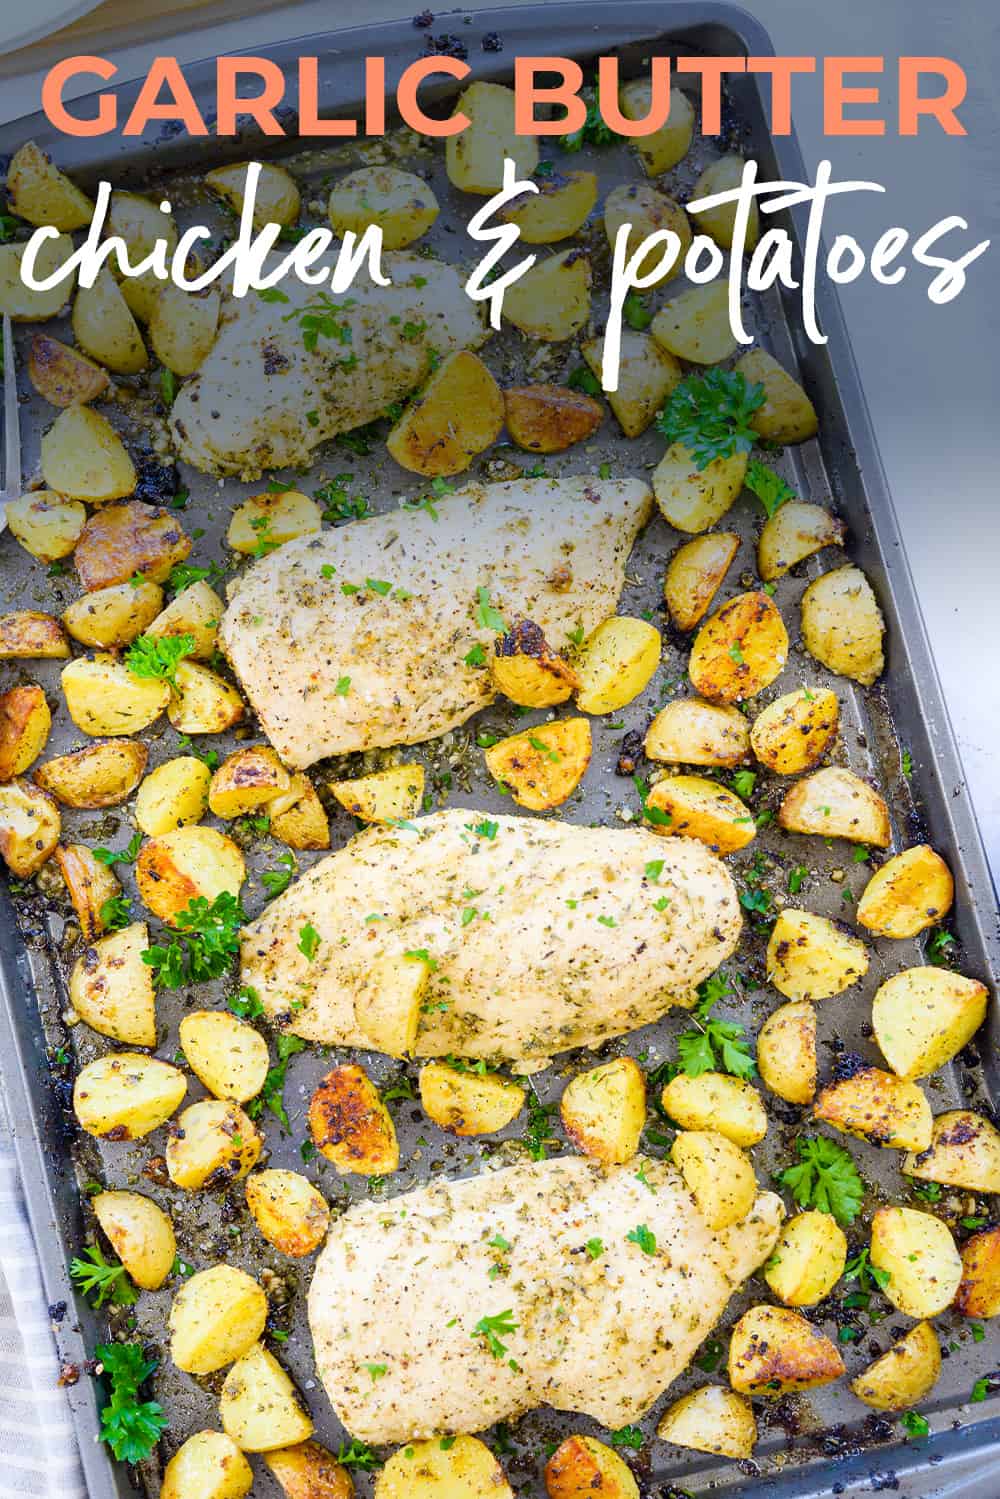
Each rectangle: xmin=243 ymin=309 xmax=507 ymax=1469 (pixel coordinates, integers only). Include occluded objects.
xmin=309 ymin=1064 xmax=399 ymax=1175
xmin=728 ymin=1305 xmax=844 ymax=1395
xmin=903 ymin=1110 xmax=1000 ymax=1193
xmin=149 ymin=282 xmax=221 ymax=376
xmin=651 ymin=280 xmax=736 ymax=365
xmin=604 ymin=182 xmax=691 ymax=284
xmin=663 ymin=531 xmax=739 ymax=632
xmin=652 ymin=443 xmax=748 ymax=534
xmin=500 ymin=169 xmax=598 ymax=243
xmin=484 ymin=717 xmax=591 ymax=811
xmin=328 ymin=165 xmax=438 ymax=248
xmin=778 ymin=766 xmax=890 ymax=847
xmin=162 ymin=1431 xmax=253 ymax=1499
xmin=269 ymin=773 xmax=329 ymax=851
xmin=92 ymin=1189 xmax=176 ymax=1291
xmin=355 ymin=952 xmax=428 ymax=1059
xmin=0 ymin=778 xmax=60 ymax=875
xmin=75 ymin=501 xmax=190 ymax=590
xmin=227 ymin=489 xmax=322 ymax=554
xmin=575 ymin=616 xmax=661 ymax=714
xmin=0 ymin=611 xmax=69 ymax=659
xmin=55 ymin=842 xmax=122 ymax=942
xmin=656 ymin=1385 xmax=756 ymax=1459
xmin=167 ymin=660 xmax=244 ymax=735
xmin=69 ymin=921 xmax=156 ymax=1045
xmin=850 ymin=1321 xmax=941 ymax=1412
xmin=246 ymin=1170 xmax=330 ymax=1258
xmin=265 ymin=1442 xmax=354 ymax=1499
xmin=72 ymin=270 xmax=147 ymax=374
xmin=169 ymin=1264 xmax=268 ymax=1374
xmin=544 ymin=1434 xmax=638 ymax=1498
xmin=106 ymin=190 xmax=178 ymax=323
xmin=0 ymin=684 xmax=51 ymax=780
xmin=135 ymin=825 xmax=245 ymax=925
xmin=61 ymin=656 xmax=169 ymax=736
xmin=490 ymin=619 xmax=580 ymax=707
xmin=671 ymin=1129 xmax=756 ymax=1230
xmin=379 ymin=1434 xmax=513 ymax=1499
xmin=955 ymin=1227 xmax=1000 ymax=1318
xmin=644 ymin=698 xmax=750 ymax=768
xmin=873 ymin=967 xmax=987 ymax=1080
xmin=179 ymin=1011 xmax=270 ymax=1103
xmin=206 ymin=161 xmax=301 ymax=228
xmin=504 ymin=249 xmax=591 ymax=341
xmin=688 ymin=591 xmax=788 ymax=703
xmin=857 ymin=845 xmax=954 ymax=939
xmin=0 ymin=233 xmax=75 ymax=320
xmin=135 ymin=756 xmax=211 ymax=836
xmin=386 ymin=350 xmax=504 ymax=476
xmin=208 ymin=745 xmax=291 ymax=819
xmin=758 ymin=501 xmax=845 ymax=582
xmin=641 ymin=773 xmax=756 ymax=854
xmin=220 ymin=1343 xmax=314 ymax=1452
xmin=764 ymin=1210 xmax=847 ymax=1306
xmin=582 ymin=331 xmax=680 ymax=439
xmin=814 ymin=1059 xmax=932 ymax=1151
xmin=757 ymin=1000 xmax=817 ymax=1105
xmin=870 ymin=1205 xmax=962 ymax=1317
xmin=503 ymin=385 xmax=602 ymax=454
xmin=7 ymin=141 xmax=94 ymax=228
xmin=145 ymin=579 xmax=224 ymax=661
xmin=166 ymin=1099 xmax=262 ymax=1191
xmin=691 ymin=155 xmax=760 ymax=251
xmin=6 ymin=492 xmax=86 ymax=560
xmin=27 ymin=334 xmax=108 ymax=408
xmin=800 ymin=565 xmax=885 ymax=686
xmin=736 ymin=349 xmax=817 ymax=442
xmin=446 ymin=81 xmax=538 ymax=193
xmin=419 ymin=1062 xmax=525 ymax=1137
xmin=620 ymin=79 xmax=695 ymax=176
xmin=73 ymin=1052 xmax=186 ymax=1140
xmin=35 ymin=739 xmax=148 ymax=809
xmin=329 ymin=763 xmax=425 ymax=824
xmin=559 ymin=1057 xmax=646 ymax=1164
xmin=63 ymin=580 xmax=165 ymax=650
xmin=766 ymin=907 xmax=869 ymax=1001
xmin=749 ymin=687 xmax=839 ymax=775
xmin=660 ymin=1072 xmax=766 ymax=1147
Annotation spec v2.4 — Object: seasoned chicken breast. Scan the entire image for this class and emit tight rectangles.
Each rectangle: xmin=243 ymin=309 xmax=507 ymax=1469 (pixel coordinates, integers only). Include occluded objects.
xmin=220 ymin=475 xmax=652 ymax=768
xmin=241 ymin=809 xmax=741 ymax=1061
xmin=308 ymin=1155 xmax=783 ymax=1443
xmin=170 ymin=253 xmax=487 ymax=477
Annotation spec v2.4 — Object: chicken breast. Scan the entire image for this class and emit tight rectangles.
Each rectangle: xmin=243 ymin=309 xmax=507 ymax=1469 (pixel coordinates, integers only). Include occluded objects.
xmin=308 ymin=1155 xmax=783 ymax=1443
xmin=241 ymin=809 xmax=741 ymax=1061
xmin=220 ymin=475 xmax=652 ymax=768
xmin=170 ymin=253 xmax=487 ymax=478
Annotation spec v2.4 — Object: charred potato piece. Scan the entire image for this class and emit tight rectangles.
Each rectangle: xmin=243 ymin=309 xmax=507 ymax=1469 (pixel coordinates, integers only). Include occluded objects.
xmin=559 ymin=1057 xmax=646 ymax=1164
xmin=72 ymin=269 xmax=148 ymax=374
xmin=0 ymin=611 xmax=69 ymax=659
xmin=544 ymin=1434 xmax=638 ymax=1498
xmin=0 ymin=684 xmax=51 ymax=779
xmin=663 ymin=531 xmax=739 ymax=631
xmin=220 ymin=1343 xmax=314 ymax=1452
xmin=7 ymin=140 xmax=94 ymax=229
xmin=93 ymin=1189 xmax=176 ymax=1292
xmin=583 ymin=331 xmax=680 ymax=438
xmin=619 ymin=80 xmax=694 ymax=176
xmin=162 ymin=1431 xmax=253 ymax=1499
xmin=208 ymin=745 xmax=291 ymax=819
xmin=387 ymin=350 xmax=504 ymax=477
xmin=604 ymin=182 xmax=691 ymax=285
xmin=644 ymin=699 xmax=750 ymax=768
xmin=149 ymin=282 xmax=221 ymax=376
xmin=0 ymin=779 xmax=60 ymax=875
xmin=167 ymin=660 xmax=245 ymax=735
xmin=500 ymin=169 xmax=598 ymax=243
xmin=61 ymin=656 xmax=169 ymax=736
xmin=872 ymin=967 xmax=987 ymax=1080
xmin=75 ymin=501 xmax=190 ymax=591
xmin=135 ymin=756 xmax=211 ymax=836
xmin=903 ymin=1110 xmax=1000 ymax=1193
xmin=265 ymin=1441 xmax=354 ymax=1499
xmin=329 ymin=763 xmax=425 ymax=824
xmin=642 ymin=773 xmax=756 ymax=855
xmin=763 ymin=1210 xmax=847 ymax=1307
xmin=206 ymin=161 xmax=301 ymax=228
xmin=504 ymin=250 xmax=591 ymax=342
xmin=269 ymin=773 xmax=329 ymax=851
xmin=73 ymin=1052 xmax=186 ymax=1140
xmin=814 ymin=1059 xmax=932 ymax=1151
xmin=955 ymin=1227 xmax=1000 ymax=1318
xmin=227 ymin=488 xmax=321 ymax=554
xmin=778 ymin=766 xmax=890 ymax=847
xmin=728 ymin=1305 xmax=844 ymax=1394
xmin=419 ymin=1062 xmax=525 ymax=1137
xmin=56 ymin=843 xmax=122 ymax=942
xmin=652 ymin=443 xmax=747 ymax=533
xmin=503 ymin=384 xmax=602 ymax=453
xmin=766 ymin=907 xmax=869 ymax=1001
xmin=6 ymin=491 xmax=86 ymax=560
xmin=758 ymin=501 xmax=846 ymax=581
xmin=0 ymin=233 xmax=75 ymax=320
xmin=651 ymin=280 xmax=736 ymax=365
xmin=850 ymin=1321 xmax=941 ymax=1412
xmin=309 ymin=1064 xmax=399 ymax=1175
xmin=484 ymin=717 xmax=591 ymax=810
xmin=757 ymin=1000 xmax=817 ymax=1105
xmin=656 ymin=1385 xmax=756 ymax=1459
xmin=328 ymin=165 xmax=438 ymax=249
xmin=660 ymin=1072 xmax=767 ymax=1147
xmin=446 ymin=81 xmax=538 ymax=193
xmin=179 ymin=1010 xmax=270 ymax=1103
xmin=145 ymin=578 xmax=224 ymax=660
xmin=735 ymin=348 xmax=817 ymax=442
xmin=490 ymin=618 xmax=580 ymax=707
xmin=169 ymin=1264 xmax=268 ymax=1374
xmin=63 ymin=580 xmax=165 ymax=650
xmin=691 ymin=155 xmax=760 ymax=251
xmin=355 ymin=952 xmax=428 ymax=1059
xmin=246 ymin=1170 xmax=331 ymax=1258
xmin=69 ymin=921 xmax=156 ymax=1044
xmin=35 ymin=738 xmax=147 ymax=808
xmin=575 ymin=617 xmax=661 ymax=714
xmin=671 ymin=1129 xmax=757 ymax=1230
xmin=870 ymin=1205 xmax=962 ymax=1317
xmin=800 ymin=565 xmax=885 ymax=686
xmin=749 ymin=687 xmax=839 ymax=775
xmin=28 ymin=334 xmax=109 ymax=407
xmin=856 ymin=845 xmax=954 ymax=939
xmin=379 ymin=1434 xmax=512 ymax=1498
xmin=688 ymin=591 xmax=788 ymax=703
xmin=135 ymin=825 xmax=245 ymax=925
xmin=166 ymin=1099 xmax=263 ymax=1190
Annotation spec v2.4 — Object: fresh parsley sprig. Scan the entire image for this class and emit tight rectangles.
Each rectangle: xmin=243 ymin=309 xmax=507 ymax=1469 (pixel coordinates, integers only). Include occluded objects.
xmin=563 ymin=89 xmax=615 ymax=151
xmin=656 ymin=369 xmax=765 ymax=471
xmin=70 ymin=1245 xmax=136 ymax=1309
xmin=95 ymin=1342 xmax=168 ymax=1464
xmin=125 ymin=632 xmax=197 ymax=689
xmin=844 ymin=1246 xmax=891 ymax=1292
xmin=777 ymin=1135 xmax=864 ymax=1227
xmin=142 ymin=891 xmax=245 ymax=988
xmin=675 ymin=974 xmax=755 ymax=1080
xmin=745 ymin=459 xmax=795 ymax=518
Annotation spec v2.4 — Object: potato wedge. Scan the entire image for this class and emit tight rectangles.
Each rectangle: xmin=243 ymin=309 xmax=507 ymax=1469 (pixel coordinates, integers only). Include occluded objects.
xmin=328 ymin=165 xmax=438 ymax=249
xmin=0 ymin=233 xmax=75 ymax=320
xmin=0 ymin=611 xmax=69 ymax=659
xmin=386 ymin=350 xmax=504 ymax=477
xmin=582 ymin=331 xmax=680 ymax=439
xmin=652 ymin=443 xmax=748 ymax=534
xmin=69 ymin=921 xmax=156 ymax=1045
xmin=857 ymin=845 xmax=954 ymax=939
xmin=170 ymin=1264 xmax=268 ymax=1374
xmin=206 ymin=161 xmax=301 ymax=228
xmin=179 ymin=1011 xmax=270 ymax=1103
xmin=728 ymin=1305 xmax=844 ymax=1395
xmin=419 ymin=1062 xmax=525 ymax=1137
xmin=575 ymin=616 xmax=661 ymax=714
xmin=490 ymin=619 xmax=580 ymax=707
xmin=735 ymin=349 xmax=817 ymax=442
xmin=167 ymin=660 xmax=244 ymax=735
xmin=688 ymin=591 xmax=788 ymax=703
xmin=604 ymin=182 xmax=691 ymax=285
xmin=135 ymin=825 xmax=245 ymax=925
xmin=691 ymin=155 xmax=760 ymax=251
xmin=93 ymin=1189 xmax=175 ymax=1291
xmin=766 ymin=908 xmax=869 ymax=1001
xmin=209 ymin=745 xmax=291 ymax=819
xmin=850 ymin=1321 xmax=941 ymax=1411
xmin=269 ymin=773 xmax=329 ymax=851
xmin=355 ymin=952 xmax=428 ymax=1059
xmin=72 ymin=269 xmax=147 ymax=374
xmin=872 ymin=967 xmax=987 ymax=1080
xmin=0 ymin=779 xmax=60 ymax=875
xmin=955 ymin=1227 xmax=1000 ymax=1318
xmin=620 ymin=80 xmax=695 ymax=177
xmin=135 ymin=756 xmax=211 ymax=836
xmin=663 ymin=531 xmax=739 ymax=632
xmin=227 ymin=489 xmax=322 ymax=554
xmin=166 ymin=1099 xmax=262 ymax=1190
xmin=329 ymin=763 xmax=425 ymax=824
xmin=642 ymin=773 xmax=756 ymax=855
xmin=778 ymin=766 xmax=890 ymax=847
xmin=749 ymin=687 xmax=839 ymax=775
xmin=265 ymin=1442 xmax=354 ymax=1499
xmin=870 ymin=1205 xmax=962 ymax=1317
xmin=6 ymin=492 xmax=87 ymax=560
xmin=813 ymin=1058 xmax=932 ymax=1151
xmin=63 ymin=580 xmax=165 ymax=650
xmin=500 ymin=169 xmax=598 ymax=243
xmin=309 ymin=1064 xmax=399 ymax=1175
xmin=145 ymin=579 xmax=224 ymax=661
xmin=75 ymin=501 xmax=190 ymax=590
xmin=671 ymin=1129 xmax=756 ymax=1230
xmin=35 ymin=739 xmax=147 ymax=808
xmin=758 ymin=501 xmax=846 ymax=582
xmin=7 ymin=141 xmax=94 ymax=229
xmin=149 ymin=282 xmax=221 ymax=376
xmin=221 ymin=1343 xmax=314 ymax=1452
xmin=903 ymin=1110 xmax=1000 ymax=1193
xmin=106 ymin=190 xmax=178 ymax=323
xmin=651 ymin=281 xmax=737 ymax=365
xmin=0 ymin=684 xmax=51 ymax=779
xmin=560 ymin=1057 xmax=646 ymax=1164
xmin=504 ymin=384 xmax=602 ymax=454
xmin=544 ymin=1434 xmax=638 ymax=1498
xmin=61 ymin=656 xmax=169 ymax=736
xmin=763 ymin=1210 xmax=847 ymax=1306
xmin=504 ymin=249 xmax=591 ymax=341
xmin=446 ymin=81 xmax=538 ymax=193
xmin=484 ymin=717 xmax=591 ymax=811
xmin=660 ymin=1072 xmax=766 ymax=1147
xmin=162 ymin=1431 xmax=253 ymax=1499
xmin=73 ymin=1052 xmax=186 ymax=1140
xmin=246 ymin=1170 xmax=330 ymax=1258
xmin=379 ymin=1434 xmax=513 ymax=1498
xmin=27 ymin=334 xmax=109 ymax=408
xmin=644 ymin=699 xmax=750 ymax=768
xmin=757 ymin=1000 xmax=817 ymax=1105
xmin=800 ymin=565 xmax=885 ymax=686
xmin=56 ymin=843 xmax=122 ymax=942
xmin=656 ymin=1385 xmax=756 ymax=1460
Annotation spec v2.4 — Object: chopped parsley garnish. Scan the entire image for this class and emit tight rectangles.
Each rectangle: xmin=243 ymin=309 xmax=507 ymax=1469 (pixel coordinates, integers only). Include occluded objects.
xmin=676 ymin=977 xmax=755 ymax=1079
xmin=901 ymin=1410 xmax=929 ymax=1436
xmin=465 ymin=643 xmax=487 ymax=667
xmin=168 ymin=561 xmax=223 ymax=593
xmin=337 ymin=1438 xmax=379 ymax=1470
xmin=567 ymin=365 xmax=602 ymax=397
xmin=622 ymin=291 xmax=652 ymax=330
xmin=95 ymin=1342 xmax=168 ymax=1464
xmin=585 ymin=1237 xmax=604 ymax=1260
xmin=609 ymin=1425 xmax=644 ymax=1450
xmin=472 ymin=1309 xmax=518 ymax=1361
xmin=626 ymin=1224 xmax=657 ymax=1255
xmin=285 ymin=292 xmax=355 ymax=354
xmin=844 ymin=1247 xmax=891 ymax=1292
xmin=142 ymin=891 xmax=245 ymax=988
xmin=777 ymin=1135 xmax=864 ymax=1227
xmin=92 ymin=832 xmax=142 ymax=868
xmin=334 ymin=675 xmax=351 ymax=696
xmin=125 ymin=632 xmax=196 ymax=688
xmin=475 ymin=587 xmax=507 ymax=633
xmin=298 ymin=922 xmax=321 ymax=961
xmin=261 ymin=852 xmax=297 ymax=900
xmin=247 ymin=1034 xmax=305 ymax=1129
xmin=655 ymin=369 xmax=765 ymax=470
xmin=563 ymin=88 xmax=615 ymax=150
xmin=745 ymin=459 xmax=795 ymax=517
xmin=634 ymin=774 xmax=671 ymax=828
xmin=70 ymin=1245 xmax=136 ymax=1308
xmin=99 ymin=893 xmax=132 ymax=932
xmin=315 ymin=474 xmax=368 ymax=522
xmin=787 ymin=864 xmax=809 ymax=894
xmin=229 ymin=985 xmax=264 ymax=1019
xmin=469 ymin=818 xmax=498 ymax=841
xmin=730 ymin=769 xmax=757 ymax=799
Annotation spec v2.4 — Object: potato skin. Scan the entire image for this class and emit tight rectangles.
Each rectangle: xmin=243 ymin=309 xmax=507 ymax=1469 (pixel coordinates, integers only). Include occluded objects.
xmin=503 ymin=385 xmax=602 ymax=453
xmin=269 ymin=773 xmax=329 ymax=851
xmin=0 ymin=778 xmax=61 ymax=875
xmin=35 ymin=739 xmax=148 ymax=809
xmin=484 ymin=717 xmax=591 ymax=811
xmin=544 ymin=1434 xmax=638 ymax=1498
xmin=169 ymin=1264 xmax=268 ymax=1374
xmin=386 ymin=350 xmax=504 ymax=477
xmin=800 ymin=565 xmax=885 ymax=686
xmin=671 ymin=1129 xmax=757 ymax=1230
xmin=663 ymin=531 xmax=739 ymax=631
xmin=692 ymin=156 xmax=760 ymax=252
xmin=69 ymin=921 xmax=156 ymax=1044
xmin=645 ymin=698 xmax=750 ymax=769
xmin=28 ymin=333 xmax=108 ymax=407
xmin=329 ymin=763 xmax=425 ymax=824
xmin=857 ymin=845 xmax=954 ymax=938
xmin=490 ymin=618 xmax=580 ymax=708
xmin=135 ymin=756 xmax=211 ymax=836
xmin=63 ymin=580 xmax=165 ymax=650
xmin=73 ymin=1052 xmax=186 ymax=1140
xmin=55 ymin=843 xmax=122 ymax=942
xmin=378 ymin=1432 xmax=513 ymax=1498
xmin=136 ymin=825 xmax=245 ymax=925
xmin=419 ymin=1062 xmax=525 ymax=1137
xmin=766 ymin=908 xmax=869 ymax=1001
xmin=656 ymin=1384 xmax=756 ymax=1459
xmin=560 ymin=1057 xmax=646 ymax=1164
xmin=265 ymin=1441 xmax=355 ymax=1499
xmin=7 ymin=141 xmax=94 ymax=230
xmin=763 ymin=1210 xmax=847 ymax=1307
xmin=75 ymin=501 xmax=190 ymax=591
xmin=93 ymin=1189 xmax=175 ymax=1291
xmin=604 ymin=183 xmax=691 ymax=286
xmin=750 ymin=687 xmax=839 ymax=775
xmin=220 ymin=1343 xmax=314 ymax=1452
xmin=149 ymin=282 xmax=220 ymax=376
xmin=873 ymin=967 xmax=987 ymax=1080
xmin=870 ymin=1205 xmax=962 ymax=1317
xmin=728 ymin=1304 xmax=845 ymax=1395
xmin=778 ymin=766 xmax=890 ymax=847
xmin=166 ymin=1100 xmax=263 ymax=1190
xmin=850 ymin=1321 xmax=941 ymax=1411
xmin=660 ymin=1072 xmax=767 ymax=1147
xmin=179 ymin=1011 xmax=270 ymax=1103
xmin=209 ymin=745 xmax=291 ymax=819
xmin=0 ymin=684 xmax=51 ymax=779
xmin=902 ymin=1110 xmax=1000 ymax=1193
xmin=757 ymin=1000 xmax=817 ymax=1105
xmin=814 ymin=1057 xmax=932 ymax=1151
xmin=161 ymin=1430 xmax=253 ymax=1499
xmin=688 ymin=591 xmax=788 ymax=703
xmin=309 ymin=1064 xmax=399 ymax=1175
xmin=642 ymin=773 xmax=756 ymax=855
xmin=246 ymin=1170 xmax=331 ymax=1258
xmin=206 ymin=161 xmax=301 ymax=228
xmin=0 ymin=611 xmax=69 ymax=659
xmin=954 ymin=1226 xmax=1000 ymax=1318
xmin=758 ymin=501 xmax=845 ymax=581
xmin=328 ymin=165 xmax=438 ymax=249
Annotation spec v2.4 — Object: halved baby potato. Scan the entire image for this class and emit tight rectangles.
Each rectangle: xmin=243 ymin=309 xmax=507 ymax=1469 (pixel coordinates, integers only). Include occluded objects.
xmin=857 ymin=845 xmax=954 ymax=939
xmin=246 ymin=1169 xmax=330 ymax=1257
xmin=504 ymin=249 xmax=591 ymax=341
xmin=106 ymin=189 xmax=178 ymax=324
xmin=419 ymin=1062 xmax=525 ymax=1137
xmin=169 ymin=1263 xmax=268 ymax=1374
xmin=209 ymin=745 xmax=290 ymax=819
xmin=642 ymin=773 xmax=756 ymax=854
xmin=379 ymin=1433 xmax=513 ymax=1499
xmin=446 ymin=80 xmax=538 ymax=193
xmin=620 ymin=79 xmax=694 ymax=176
xmin=330 ymin=763 xmax=425 ymax=824
xmin=504 ymin=384 xmax=602 ymax=454
xmin=559 ymin=1057 xmax=646 ymax=1164
xmin=63 ymin=580 xmax=165 ymax=650
xmin=872 ymin=967 xmax=988 ymax=1080
xmin=500 ymin=169 xmax=597 ymax=243
xmin=663 ymin=531 xmax=739 ymax=632
xmin=800 ymin=565 xmax=885 ymax=686
xmin=72 ymin=269 xmax=148 ymax=374
xmin=328 ymin=165 xmax=439 ymax=249
xmin=54 ymin=842 xmax=122 ymax=942
xmin=93 ymin=1189 xmax=176 ymax=1291
xmin=266 ymin=1441 xmax=354 ymax=1499
xmin=386 ymin=349 xmax=504 ymax=476
xmin=728 ymin=1305 xmax=844 ymax=1395
xmin=651 ymin=280 xmax=737 ymax=365
xmin=0 ymin=233 xmax=75 ymax=320
xmin=604 ymin=182 xmax=691 ymax=285
xmin=814 ymin=1059 xmax=932 ymax=1151
xmin=6 ymin=492 xmax=87 ymax=560
xmin=0 ymin=611 xmax=69 ymax=659
xmin=955 ymin=1227 xmax=1000 ymax=1318
xmin=145 ymin=579 xmax=224 ymax=661
xmin=69 ymin=921 xmax=156 ymax=1045
xmin=268 ymin=773 xmax=329 ymax=851
xmin=644 ymin=698 xmax=750 ymax=768
xmin=870 ymin=1205 xmax=962 ymax=1318
xmin=162 ymin=1431 xmax=253 ymax=1499
xmin=7 ymin=141 xmax=94 ymax=229
xmin=227 ymin=489 xmax=322 ymax=554
xmin=35 ymin=739 xmax=148 ymax=808
xmin=758 ymin=501 xmax=846 ymax=582
xmin=135 ymin=824 xmax=245 ymax=925
xmin=736 ymin=349 xmax=817 ymax=442
xmin=671 ymin=1129 xmax=756 ymax=1230
xmin=691 ymin=156 xmax=760 ymax=252
xmin=902 ymin=1110 xmax=1000 ymax=1193
xmin=179 ymin=1011 xmax=270 ymax=1103
xmin=74 ymin=501 xmax=190 ymax=590
xmin=221 ymin=1343 xmax=314 ymax=1452
xmin=778 ymin=766 xmax=890 ymax=847
xmin=0 ymin=779 xmax=61 ymax=875
xmin=484 ymin=717 xmax=591 ymax=810
xmin=689 ymin=591 xmax=788 ymax=703
xmin=544 ymin=1434 xmax=638 ymax=1498
xmin=763 ymin=1210 xmax=847 ymax=1306
xmin=73 ymin=1052 xmax=186 ymax=1140
xmin=582 ymin=331 xmax=680 ymax=439
xmin=62 ymin=657 xmax=169 ymax=737
xmin=206 ymin=161 xmax=301 ymax=227
xmin=850 ymin=1321 xmax=941 ymax=1412
xmin=656 ymin=1385 xmax=756 ymax=1460
xmin=135 ymin=756 xmax=211 ymax=836
xmin=749 ymin=687 xmax=839 ymax=775
xmin=309 ymin=1064 xmax=399 ymax=1175
xmin=167 ymin=661 xmax=244 ymax=735
xmin=660 ymin=1072 xmax=766 ymax=1147
xmin=0 ymin=684 xmax=51 ymax=780
xmin=355 ymin=951 xmax=429 ymax=1059
xmin=766 ymin=908 xmax=869 ymax=1001
xmin=575 ymin=617 xmax=661 ymax=714
xmin=28 ymin=335 xmax=109 ymax=409
xmin=491 ymin=618 xmax=580 ymax=707
xmin=166 ymin=1099 xmax=263 ymax=1190
xmin=149 ymin=282 xmax=221 ymax=376
xmin=757 ymin=999 xmax=817 ymax=1105
xmin=652 ymin=444 xmax=748 ymax=534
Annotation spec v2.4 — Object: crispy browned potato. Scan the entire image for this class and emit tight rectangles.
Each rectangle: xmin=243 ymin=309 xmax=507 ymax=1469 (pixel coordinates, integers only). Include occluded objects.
xmin=870 ymin=1205 xmax=962 ymax=1317
xmin=135 ymin=825 xmax=245 ymax=925
xmin=75 ymin=502 xmax=191 ymax=591
xmin=504 ymin=385 xmax=602 ymax=454
xmin=688 ymin=591 xmax=788 ymax=703
xmin=308 ymin=1064 xmax=399 ymax=1176
xmin=162 ymin=1431 xmax=253 ymax=1499
xmin=269 ymin=773 xmax=329 ymax=851
xmin=484 ymin=717 xmax=591 ymax=810
xmin=56 ymin=844 xmax=123 ymax=944
xmin=208 ymin=745 xmax=291 ymax=819
xmin=758 ymin=501 xmax=845 ymax=581
xmin=167 ymin=661 xmax=245 ymax=735
xmin=92 ymin=1189 xmax=176 ymax=1292
xmin=69 ymin=923 xmax=156 ymax=1050
xmin=246 ymin=1170 xmax=331 ymax=1258
xmin=0 ymin=684 xmax=51 ymax=779
xmin=419 ymin=1062 xmax=525 ymax=1137
xmin=144 ymin=579 xmax=224 ymax=660
xmin=763 ymin=1210 xmax=847 ymax=1307
xmin=582 ymin=331 xmax=680 ymax=437
xmin=856 ymin=845 xmax=954 ymax=938
xmin=778 ymin=766 xmax=890 ymax=847
xmin=766 ymin=907 xmax=869 ymax=1001
xmin=800 ymin=565 xmax=885 ymax=686
xmin=903 ymin=1110 xmax=1000 ymax=1193
xmin=644 ymin=698 xmax=750 ymax=768
xmin=728 ymin=1305 xmax=844 ymax=1395
xmin=166 ymin=1099 xmax=263 ymax=1190
xmin=642 ymin=773 xmax=756 ymax=854
xmin=757 ymin=999 xmax=817 ymax=1105
xmin=6 ymin=492 xmax=87 ymax=562
xmin=850 ymin=1321 xmax=941 ymax=1411
xmin=656 ymin=1384 xmax=756 ymax=1459
xmin=735 ymin=349 xmax=818 ymax=442
xmin=955 ymin=1226 xmax=1000 ymax=1318
xmin=387 ymin=350 xmax=504 ymax=477
xmin=0 ymin=611 xmax=69 ymax=659
xmin=661 ymin=1072 xmax=767 ymax=1147
xmin=0 ymin=779 xmax=60 ymax=875
xmin=329 ymin=764 xmax=424 ymax=825
xmin=63 ymin=580 xmax=165 ymax=650
xmin=544 ymin=1434 xmax=638 ymax=1498
xmin=265 ymin=1441 xmax=354 ymax=1499
xmin=872 ymin=967 xmax=988 ymax=1079
xmin=28 ymin=333 xmax=109 ymax=407
xmin=35 ymin=739 xmax=148 ymax=808
xmin=814 ymin=1059 xmax=932 ymax=1150
xmin=560 ymin=1057 xmax=646 ymax=1164
xmin=663 ymin=531 xmax=739 ymax=631
xmin=749 ymin=687 xmax=839 ymax=774
xmin=499 ymin=169 xmax=598 ymax=242
xmin=490 ymin=618 xmax=580 ymax=708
